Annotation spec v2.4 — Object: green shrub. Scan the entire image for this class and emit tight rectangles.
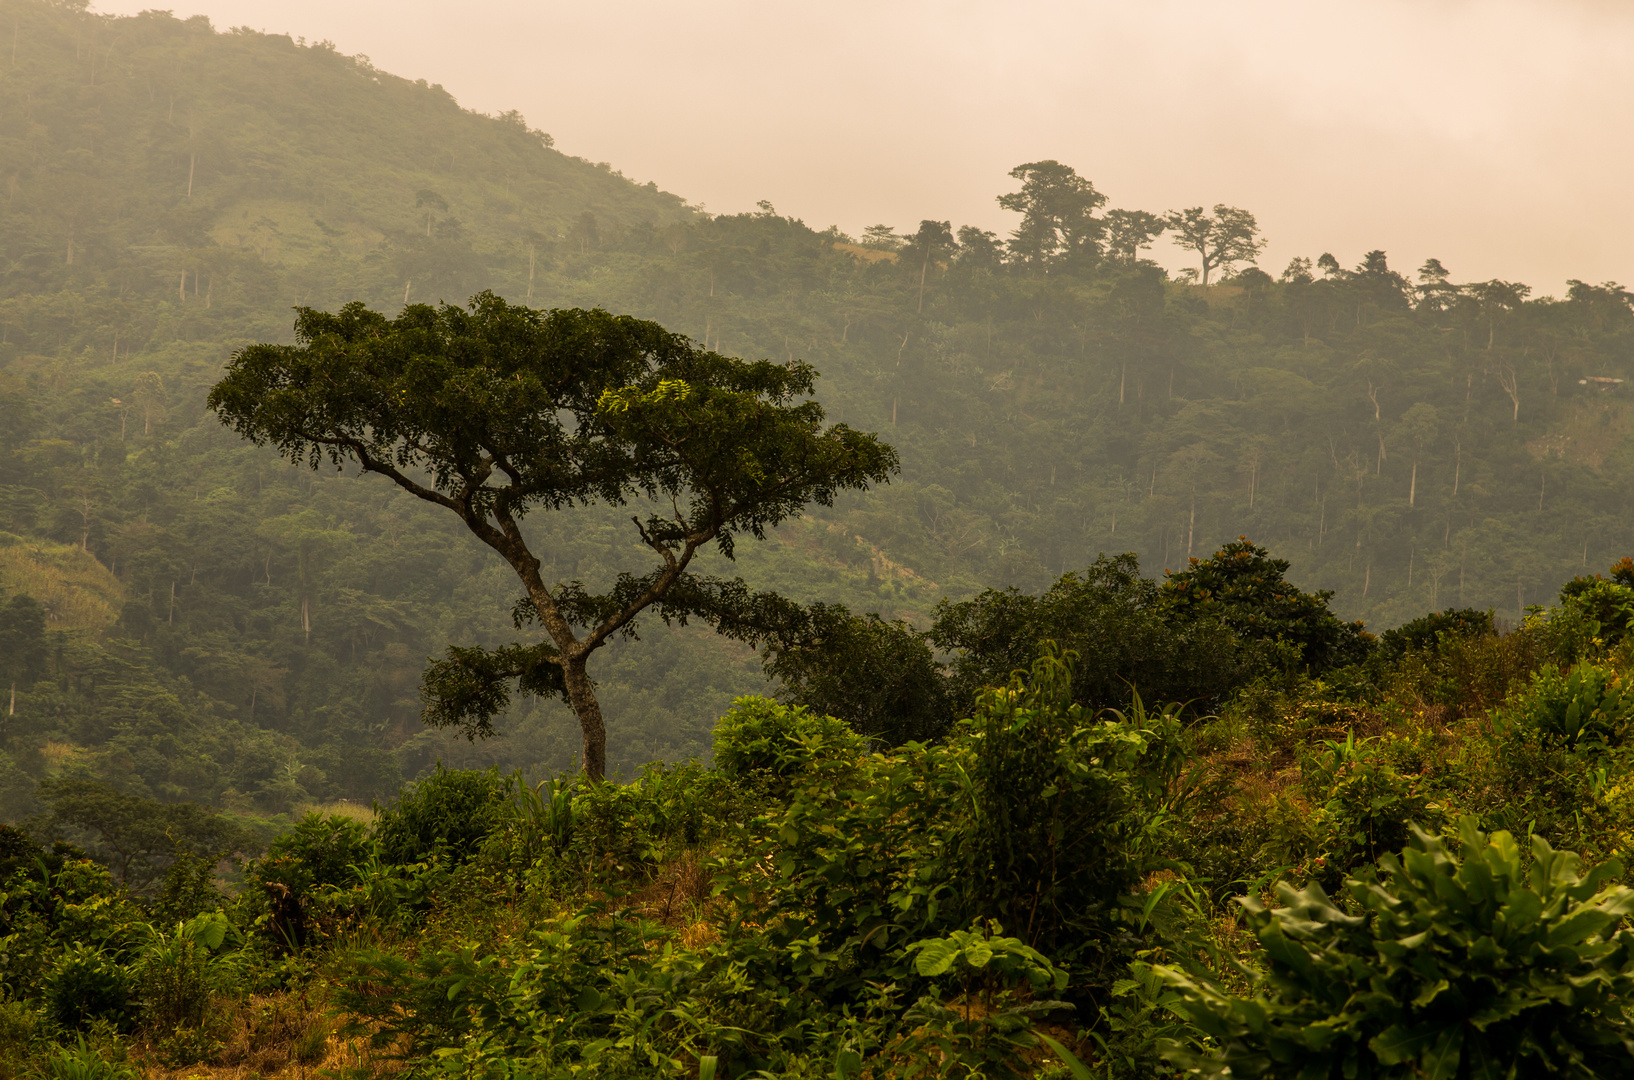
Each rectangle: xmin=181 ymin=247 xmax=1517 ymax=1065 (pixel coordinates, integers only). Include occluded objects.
xmin=1375 ymin=606 xmax=1493 ymax=665
xmin=952 ymin=650 xmax=1186 ymax=961
xmin=374 ymin=766 xmax=507 ymax=866
xmin=266 ymin=813 xmax=375 ymax=886
xmin=747 ymin=645 xmax=1185 ymax=1003
xmin=44 ymin=946 xmax=135 ymax=1033
xmin=712 ymin=696 xmax=866 ymax=792
xmin=149 ymin=853 xmax=223 ymax=927
xmin=1545 ymin=579 xmax=1634 ymax=664
xmin=245 ymin=813 xmax=376 ymax=951
xmin=563 ymin=762 xmax=743 ymax=881
xmin=1499 ymin=660 xmax=1633 ymax=750
xmin=30 ymin=1036 xmax=140 ymax=1080
xmin=0 ymin=998 xmax=40 ymax=1076
xmin=1302 ymin=734 xmax=1443 ymax=882
xmin=1161 ymin=818 xmax=1634 ymax=1078
xmin=493 ymin=773 xmax=578 ymax=866
xmin=1158 ymin=538 xmax=1373 ymax=674
xmin=135 ymin=913 xmax=231 ymax=1043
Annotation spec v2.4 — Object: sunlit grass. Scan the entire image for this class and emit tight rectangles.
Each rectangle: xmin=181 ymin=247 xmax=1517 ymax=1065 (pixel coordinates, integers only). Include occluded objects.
xmin=0 ymin=532 xmax=124 ymax=632
xmin=295 ymin=799 xmax=376 ymax=824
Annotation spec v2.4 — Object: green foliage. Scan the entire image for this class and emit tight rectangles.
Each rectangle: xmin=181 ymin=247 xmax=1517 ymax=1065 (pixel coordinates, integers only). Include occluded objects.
xmin=0 ymin=999 xmax=41 ymax=1077
xmin=29 ymin=1037 xmax=140 ymax=1080
xmin=932 ymin=553 xmax=1250 ymax=717
xmin=755 ymin=602 xmax=954 ymax=745
xmin=373 ymin=765 xmax=507 ymax=866
xmin=244 ymin=812 xmax=376 ymax=950
xmin=1546 ymin=577 xmax=1634 ymax=664
xmin=1375 ymin=607 xmax=1494 ymax=665
xmin=0 ymin=595 xmax=47 ymax=696
xmin=1159 ymin=538 xmax=1372 ymax=674
xmin=208 ymin=294 xmax=898 ymax=779
xmin=1499 ymin=661 xmax=1634 ymax=751
xmin=32 ymin=780 xmax=249 ymax=892
xmin=953 ymin=650 xmax=1185 ymax=960
xmin=497 ymin=772 xmax=578 ymax=864
xmin=563 ymin=761 xmax=742 ymax=879
xmin=1304 ymin=733 xmax=1443 ymax=881
xmin=901 ymin=925 xmax=1073 ymax=1077
xmin=44 ymin=946 xmax=135 ymax=1033
xmin=1161 ymin=819 xmax=1634 ymax=1078
xmin=149 ymin=853 xmax=224 ymax=927
xmin=135 ymin=913 xmax=229 ymax=1028
xmin=711 ymin=696 xmax=866 ymax=792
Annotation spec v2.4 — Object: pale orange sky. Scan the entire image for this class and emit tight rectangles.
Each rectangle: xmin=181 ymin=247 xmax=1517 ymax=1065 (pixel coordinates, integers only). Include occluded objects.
xmin=95 ymin=0 xmax=1634 ymax=295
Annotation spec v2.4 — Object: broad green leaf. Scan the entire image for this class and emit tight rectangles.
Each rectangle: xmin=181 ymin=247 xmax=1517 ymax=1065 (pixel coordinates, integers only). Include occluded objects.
xmin=1370 ymin=1023 xmax=1440 ymax=1064
xmin=911 ymin=937 xmax=959 ymax=977
xmin=1421 ymin=1025 xmax=1463 ymax=1080
xmin=1035 ymin=1033 xmax=1093 ymax=1080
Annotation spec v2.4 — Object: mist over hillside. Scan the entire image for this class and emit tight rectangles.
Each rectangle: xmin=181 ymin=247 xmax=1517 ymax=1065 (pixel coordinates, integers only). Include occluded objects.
xmin=3 ymin=0 xmax=1634 ymax=808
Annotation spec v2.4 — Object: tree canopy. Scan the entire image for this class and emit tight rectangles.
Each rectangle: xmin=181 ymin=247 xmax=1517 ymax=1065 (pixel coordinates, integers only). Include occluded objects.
xmin=207 ymin=295 xmax=897 ymax=779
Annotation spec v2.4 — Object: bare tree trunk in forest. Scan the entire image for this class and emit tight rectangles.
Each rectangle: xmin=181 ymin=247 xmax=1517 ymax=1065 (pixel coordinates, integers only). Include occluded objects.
xmin=1496 ymin=362 xmax=1521 ymax=421
xmin=187 ymin=154 xmax=195 ymax=199
xmin=1409 ymin=459 xmax=1417 ymax=507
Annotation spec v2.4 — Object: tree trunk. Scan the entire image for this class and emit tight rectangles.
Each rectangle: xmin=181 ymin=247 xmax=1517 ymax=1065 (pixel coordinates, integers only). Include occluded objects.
xmin=562 ymin=655 xmax=607 ymax=782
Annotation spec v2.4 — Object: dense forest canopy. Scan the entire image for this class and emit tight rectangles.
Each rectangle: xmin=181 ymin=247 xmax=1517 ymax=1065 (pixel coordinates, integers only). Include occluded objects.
xmin=2 ymin=0 xmax=1633 ymax=810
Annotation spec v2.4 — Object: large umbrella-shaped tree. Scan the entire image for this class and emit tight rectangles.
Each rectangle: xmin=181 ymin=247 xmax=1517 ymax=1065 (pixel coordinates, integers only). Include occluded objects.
xmin=208 ymin=294 xmax=897 ymax=780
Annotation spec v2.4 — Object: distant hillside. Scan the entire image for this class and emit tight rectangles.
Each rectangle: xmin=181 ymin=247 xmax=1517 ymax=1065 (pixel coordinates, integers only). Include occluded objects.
xmin=0 ymin=0 xmax=690 ymax=342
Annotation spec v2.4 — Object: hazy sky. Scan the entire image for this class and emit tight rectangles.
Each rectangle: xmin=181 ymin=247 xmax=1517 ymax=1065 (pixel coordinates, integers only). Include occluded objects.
xmin=94 ymin=0 xmax=1634 ymax=294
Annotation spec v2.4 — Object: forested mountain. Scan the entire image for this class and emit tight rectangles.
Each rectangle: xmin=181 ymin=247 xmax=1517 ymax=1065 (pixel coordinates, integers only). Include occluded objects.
xmin=4 ymin=0 xmax=1634 ymax=815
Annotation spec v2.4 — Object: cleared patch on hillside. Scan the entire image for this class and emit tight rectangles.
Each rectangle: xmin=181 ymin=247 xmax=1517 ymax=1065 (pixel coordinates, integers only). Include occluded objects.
xmin=831 ymin=242 xmax=898 ymax=264
xmin=0 ymin=533 xmax=125 ymax=632
xmin=211 ymin=199 xmax=384 ymax=266
xmin=1527 ymin=398 xmax=1632 ymax=469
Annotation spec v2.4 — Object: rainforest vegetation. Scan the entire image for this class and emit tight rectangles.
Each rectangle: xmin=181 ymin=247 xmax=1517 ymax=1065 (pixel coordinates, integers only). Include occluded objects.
xmin=7 ymin=1 xmax=1634 ymax=1075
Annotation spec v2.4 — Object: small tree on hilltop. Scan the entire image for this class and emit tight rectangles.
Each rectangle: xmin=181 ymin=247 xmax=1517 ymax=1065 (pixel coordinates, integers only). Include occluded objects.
xmin=1164 ymin=204 xmax=1265 ymax=286
xmin=208 ymin=294 xmax=898 ymax=781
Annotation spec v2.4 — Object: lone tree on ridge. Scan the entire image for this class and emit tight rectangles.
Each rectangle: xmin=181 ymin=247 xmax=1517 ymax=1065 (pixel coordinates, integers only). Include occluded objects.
xmin=208 ymin=294 xmax=898 ymax=781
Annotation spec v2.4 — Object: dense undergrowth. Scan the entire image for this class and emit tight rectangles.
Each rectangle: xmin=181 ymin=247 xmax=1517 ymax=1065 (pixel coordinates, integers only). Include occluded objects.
xmin=8 ymin=562 xmax=1634 ymax=1077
